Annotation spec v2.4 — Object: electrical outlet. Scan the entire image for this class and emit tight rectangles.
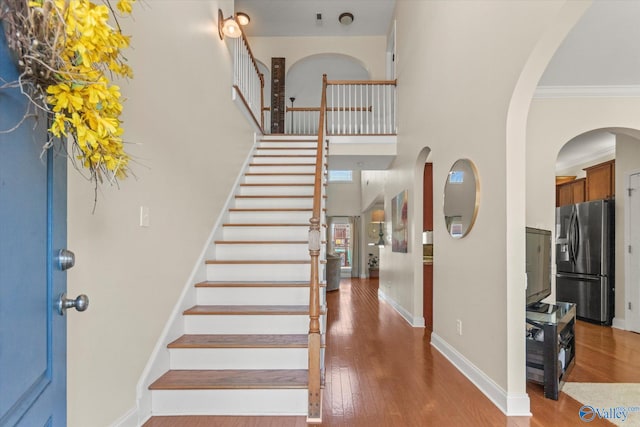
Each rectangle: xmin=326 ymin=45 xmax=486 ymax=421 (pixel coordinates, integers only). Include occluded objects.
xmin=456 ymin=319 xmax=463 ymax=335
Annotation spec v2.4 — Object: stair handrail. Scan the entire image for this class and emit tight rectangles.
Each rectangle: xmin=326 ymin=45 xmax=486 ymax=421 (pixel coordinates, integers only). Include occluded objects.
xmin=307 ymin=74 xmax=327 ymax=422
xmin=232 ymin=33 xmax=265 ymax=132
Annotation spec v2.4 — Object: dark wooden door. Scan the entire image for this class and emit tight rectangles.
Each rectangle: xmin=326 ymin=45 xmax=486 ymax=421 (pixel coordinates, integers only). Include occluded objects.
xmin=423 ymin=163 xmax=433 ymax=331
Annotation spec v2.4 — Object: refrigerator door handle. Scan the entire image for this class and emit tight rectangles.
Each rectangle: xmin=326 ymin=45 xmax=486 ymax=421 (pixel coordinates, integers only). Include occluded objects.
xmin=568 ymin=208 xmax=576 ymax=264
xmin=572 ymin=210 xmax=580 ymax=264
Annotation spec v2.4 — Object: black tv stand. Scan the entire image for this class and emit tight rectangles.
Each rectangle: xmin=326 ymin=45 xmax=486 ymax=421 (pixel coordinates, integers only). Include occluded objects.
xmin=525 ymin=302 xmax=576 ymax=400
xmin=526 ymin=302 xmax=551 ymax=313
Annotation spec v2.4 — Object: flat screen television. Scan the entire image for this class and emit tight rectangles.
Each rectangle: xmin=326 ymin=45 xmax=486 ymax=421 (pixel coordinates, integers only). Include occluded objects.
xmin=525 ymin=227 xmax=552 ymax=309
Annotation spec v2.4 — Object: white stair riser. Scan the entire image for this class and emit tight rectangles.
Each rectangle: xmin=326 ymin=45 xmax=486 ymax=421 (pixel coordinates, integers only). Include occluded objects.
xmin=222 ymin=226 xmax=309 ymax=241
xmin=196 ymin=286 xmax=311 ymax=305
xmin=248 ymin=165 xmax=315 ymax=174
xmin=151 ymin=389 xmax=307 ymax=415
xmin=244 ymin=174 xmax=315 ymax=184
xmin=256 ymin=149 xmax=317 ymax=156
xmin=215 ymin=243 xmax=309 ymax=260
xmin=228 ymin=211 xmax=312 ymax=224
xmin=184 ymin=314 xmax=311 ymax=334
xmin=169 ymin=348 xmax=308 ymax=370
xmin=234 ymin=198 xmax=313 ymax=209
xmin=238 ymin=186 xmax=314 ymax=196
xmin=206 ymin=263 xmax=310 ymax=281
xmin=252 ymin=156 xmax=316 ymax=164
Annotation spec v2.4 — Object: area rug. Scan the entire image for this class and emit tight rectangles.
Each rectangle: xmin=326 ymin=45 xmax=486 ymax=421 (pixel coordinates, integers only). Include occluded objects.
xmin=562 ymin=383 xmax=640 ymax=426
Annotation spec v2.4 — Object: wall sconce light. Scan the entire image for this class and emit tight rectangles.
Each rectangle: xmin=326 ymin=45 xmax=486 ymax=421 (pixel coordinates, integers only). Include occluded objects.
xmin=236 ymin=12 xmax=250 ymax=26
xmin=371 ymin=209 xmax=385 ymax=247
xmin=218 ymin=9 xmax=246 ymax=40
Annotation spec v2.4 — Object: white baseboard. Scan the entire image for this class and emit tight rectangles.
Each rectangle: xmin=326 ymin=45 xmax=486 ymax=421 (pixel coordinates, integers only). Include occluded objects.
xmin=612 ymin=317 xmax=626 ymax=330
xmin=377 ymin=288 xmax=425 ymax=327
xmin=110 ymin=406 xmax=139 ymax=427
xmin=431 ymin=333 xmax=531 ymax=416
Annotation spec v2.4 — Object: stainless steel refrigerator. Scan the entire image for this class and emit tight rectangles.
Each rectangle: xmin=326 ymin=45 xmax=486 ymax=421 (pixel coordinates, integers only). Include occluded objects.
xmin=555 ymin=199 xmax=614 ymax=325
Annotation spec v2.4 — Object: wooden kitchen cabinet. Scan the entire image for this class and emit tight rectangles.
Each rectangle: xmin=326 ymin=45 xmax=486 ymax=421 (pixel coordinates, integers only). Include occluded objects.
xmin=585 ymin=160 xmax=615 ymax=201
xmin=556 ymin=178 xmax=585 ymax=207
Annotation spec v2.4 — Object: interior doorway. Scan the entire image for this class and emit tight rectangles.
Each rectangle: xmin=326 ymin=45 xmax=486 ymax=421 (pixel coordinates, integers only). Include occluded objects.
xmin=328 ymin=216 xmax=361 ymax=278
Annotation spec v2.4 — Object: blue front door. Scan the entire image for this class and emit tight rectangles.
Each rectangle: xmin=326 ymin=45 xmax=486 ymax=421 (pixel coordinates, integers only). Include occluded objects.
xmin=0 ymin=28 xmax=68 ymax=426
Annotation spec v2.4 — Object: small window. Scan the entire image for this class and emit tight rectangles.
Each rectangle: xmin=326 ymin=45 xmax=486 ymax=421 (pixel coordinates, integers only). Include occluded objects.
xmin=448 ymin=171 xmax=465 ymax=184
xmin=328 ymin=170 xmax=353 ymax=182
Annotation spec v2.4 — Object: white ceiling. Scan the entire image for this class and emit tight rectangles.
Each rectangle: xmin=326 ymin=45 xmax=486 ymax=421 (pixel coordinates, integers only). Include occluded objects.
xmin=235 ymin=0 xmax=396 ymax=37
xmin=539 ymin=0 xmax=640 ymax=87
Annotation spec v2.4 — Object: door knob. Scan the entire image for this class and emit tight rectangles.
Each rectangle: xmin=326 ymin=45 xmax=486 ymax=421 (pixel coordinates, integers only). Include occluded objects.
xmin=57 ymin=293 xmax=89 ymax=316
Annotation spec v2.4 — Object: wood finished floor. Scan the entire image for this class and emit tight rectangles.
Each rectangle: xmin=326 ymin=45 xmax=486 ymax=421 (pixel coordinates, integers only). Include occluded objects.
xmin=144 ymin=278 xmax=638 ymax=426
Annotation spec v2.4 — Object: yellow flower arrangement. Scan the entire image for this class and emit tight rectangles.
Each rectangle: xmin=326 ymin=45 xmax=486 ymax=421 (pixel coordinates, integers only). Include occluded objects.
xmin=1 ymin=0 xmax=134 ymax=183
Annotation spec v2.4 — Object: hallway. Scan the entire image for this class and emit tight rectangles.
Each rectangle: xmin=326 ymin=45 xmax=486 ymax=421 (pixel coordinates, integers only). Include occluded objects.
xmin=146 ymin=278 xmax=614 ymax=426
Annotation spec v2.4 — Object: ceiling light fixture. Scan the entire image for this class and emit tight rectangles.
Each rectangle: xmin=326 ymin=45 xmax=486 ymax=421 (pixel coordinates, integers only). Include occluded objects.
xmin=371 ymin=209 xmax=385 ymax=247
xmin=218 ymin=9 xmax=242 ymax=40
xmin=339 ymin=12 xmax=354 ymax=26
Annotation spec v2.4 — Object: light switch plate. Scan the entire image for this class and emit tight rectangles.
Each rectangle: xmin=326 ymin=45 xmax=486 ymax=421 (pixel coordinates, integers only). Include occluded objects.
xmin=140 ymin=206 xmax=150 ymax=227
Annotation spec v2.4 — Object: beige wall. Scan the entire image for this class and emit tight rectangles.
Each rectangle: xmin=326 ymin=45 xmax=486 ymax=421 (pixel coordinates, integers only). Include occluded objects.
xmin=362 ymin=0 xmax=588 ymax=413
xmin=66 ymin=1 xmax=255 ymax=425
xmin=247 ymin=36 xmax=387 ymax=80
xmin=527 ymin=97 xmax=640 ymax=324
xmin=326 ymin=173 xmax=362 ymax=217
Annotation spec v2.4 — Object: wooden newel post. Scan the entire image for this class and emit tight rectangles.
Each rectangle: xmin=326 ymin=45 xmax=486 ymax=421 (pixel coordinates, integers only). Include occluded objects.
xmin=308 ymin=218 xmax=321 ymax=420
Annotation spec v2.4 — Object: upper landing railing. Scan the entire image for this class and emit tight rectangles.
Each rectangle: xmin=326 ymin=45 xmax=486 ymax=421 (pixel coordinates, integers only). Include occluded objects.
xmin=263 ymin=80 xmax=398 ymax=136
xmin=231 ymin=36 xmax=397 ymax=136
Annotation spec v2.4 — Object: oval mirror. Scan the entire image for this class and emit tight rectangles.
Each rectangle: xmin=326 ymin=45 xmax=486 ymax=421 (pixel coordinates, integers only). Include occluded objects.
xmin=443 ymin=159 xmax=480 ymax=238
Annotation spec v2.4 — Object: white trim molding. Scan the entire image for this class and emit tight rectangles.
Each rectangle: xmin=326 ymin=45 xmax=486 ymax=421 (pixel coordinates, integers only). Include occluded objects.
xmin=431 ymin=333 xmax=531 ymax=417
xmin=534 ymin=85 xmax=640 ymax=99
xmin=110 ymin=406 xmax=138 ymax=427
xmin=612 ymin=317 xmax=626 ymax=330
xmin=377 ymin=288 xmax=425 ymax=327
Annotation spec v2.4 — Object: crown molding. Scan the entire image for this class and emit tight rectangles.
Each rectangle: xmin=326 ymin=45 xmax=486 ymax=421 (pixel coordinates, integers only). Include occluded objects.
xmin=556 ymin=145 xmax=615 ymax=173
xmin=534 ymin=85 xmax=640 ymax=99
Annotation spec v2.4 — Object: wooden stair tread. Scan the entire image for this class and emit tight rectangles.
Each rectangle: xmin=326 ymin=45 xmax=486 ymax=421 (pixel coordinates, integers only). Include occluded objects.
xmin=253 ymin=155 xmax=316 ymax=158
xmin=149 ymin=369 xmax=308 ymax=390
xmin=183 ymin=305 xmax=312 ymax=315
xmin=245 ymin=173 xmax=315 ymax=176
xmin=229 ymin=208 xmax=312 ymax=212
xmin=168 ymin=334 xmax=313 ymax=348
xmin=257 ymin=147 xmax=316 ymax=150
xmin=235 ymin=195 xmax=313 ymax=199
xmin=249 ymin=163 xmax=315 ymax=166
xmin=205 ymin=260 xmax=310 ymax=265
xmin=214 ymin=240 xmax=308 ymax=244
xmin=195 ymin=281 xmax=312 ymax=288
xmin=240 ymin=183 xmax=314 ymax=187
xmin=222 ymin=223 xmax=309 ymax=227
xmin=260 ymin=139 xmax=317 ymax=143
xmin=228 ymin=208 xmax=324 ymax=212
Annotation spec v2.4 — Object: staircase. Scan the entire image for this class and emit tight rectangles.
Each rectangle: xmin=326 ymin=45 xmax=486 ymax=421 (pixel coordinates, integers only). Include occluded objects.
xmin=147 ymin=135 xmax=326 ymax=418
